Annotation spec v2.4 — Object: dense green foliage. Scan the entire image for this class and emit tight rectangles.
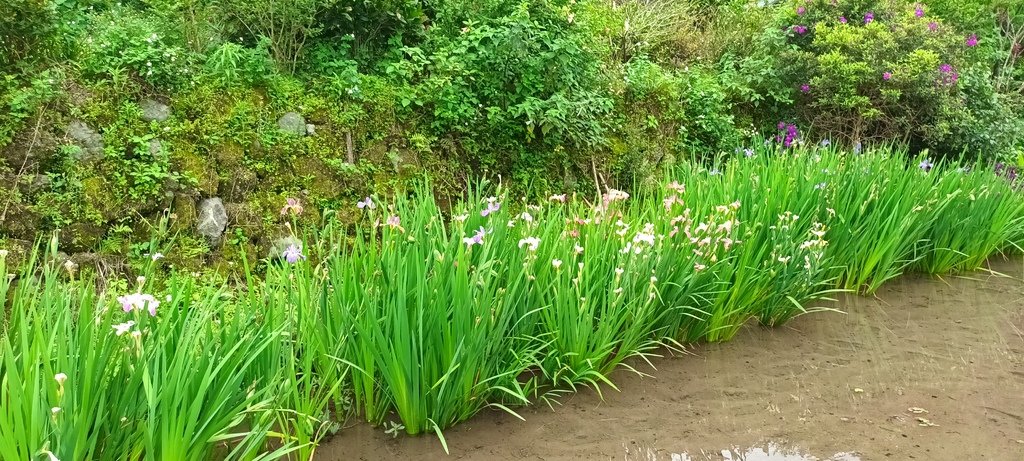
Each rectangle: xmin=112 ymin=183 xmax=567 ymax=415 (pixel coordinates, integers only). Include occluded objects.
xmin=3 ymin=144 xmax=1024 ymax=459
xmin=2 ymin=0 xmax=1022 ymax=260
xmin=2 ymin=1 xmax=1023 ymax=457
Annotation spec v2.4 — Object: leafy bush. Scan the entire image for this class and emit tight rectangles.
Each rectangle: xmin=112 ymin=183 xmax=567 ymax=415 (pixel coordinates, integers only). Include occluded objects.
xmin=80 ymin=10 xmax=196 ymax=89
xmin=202 ymin=40 xmax=277 ymax=88
xmin=387 ymin=2 xmax=613 ymax=180
xmin=728 ymin=0 xmax=1020 ymax=158
xmin=219 ymin=0 xmax=339 ymax=72
xmin=621 ymin=58 xmax=740 ymax=160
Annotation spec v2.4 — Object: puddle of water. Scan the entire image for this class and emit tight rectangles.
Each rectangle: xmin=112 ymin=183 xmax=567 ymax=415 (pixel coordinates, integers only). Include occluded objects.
xmin=667 ymin=443 xmax=860 ymax=461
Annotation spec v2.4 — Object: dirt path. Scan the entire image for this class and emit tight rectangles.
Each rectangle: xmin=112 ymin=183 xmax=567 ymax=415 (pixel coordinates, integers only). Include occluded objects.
xmin=318 ymin=259 xmax=1024 ymax=460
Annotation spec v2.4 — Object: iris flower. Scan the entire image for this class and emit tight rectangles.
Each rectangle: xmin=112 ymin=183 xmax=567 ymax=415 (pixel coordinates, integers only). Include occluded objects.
xmin=282 ymin=244 xmax=305 ymax=263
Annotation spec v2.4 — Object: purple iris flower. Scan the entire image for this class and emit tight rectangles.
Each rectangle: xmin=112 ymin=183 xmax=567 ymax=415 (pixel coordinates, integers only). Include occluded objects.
xmin=282 ymin=244 xmax=305 ymax=264
xmin=966 ymin=34 xmax=978 ymax=47
xmin=463 ymin=227 xmax=486 ymax=247
xmin=919 ymin=159 xmax=934 ymax=172
xmin=864 ymin=11 xmax=874 ymax=24
xmin=480 ymin=200 xmax=501 ymax=217
xmin=357 ymin=197 xmax=375 ymax=210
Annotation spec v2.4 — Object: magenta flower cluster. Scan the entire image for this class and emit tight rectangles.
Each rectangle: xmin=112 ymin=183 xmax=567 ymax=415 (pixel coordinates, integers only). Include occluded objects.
xmin=937 ymin=63 xmax=958 ymax=86
xmin=776 ymin=122 xmax=800 ymax=148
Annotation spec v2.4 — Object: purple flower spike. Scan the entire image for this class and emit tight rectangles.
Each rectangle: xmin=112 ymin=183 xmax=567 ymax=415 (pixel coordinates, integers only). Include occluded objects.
xmin=915 ymin=5 xmax=924 ymax=18
xmin=966 ymin=34 xmax=979 ymax=47
xmin=864 ymin=11 xmax=875 ymax=24
xmin=839 ymin=16 xmax=848 ymax=24
xmin=928 ymin=21 xmax=938 ymax=32
xmin=883 ymin=71 xmax=892 ymax=81
xmin=797 ymin=6 xmax=806 ymax=15
xmin=800 ymin=83 xmax=811 ymax=93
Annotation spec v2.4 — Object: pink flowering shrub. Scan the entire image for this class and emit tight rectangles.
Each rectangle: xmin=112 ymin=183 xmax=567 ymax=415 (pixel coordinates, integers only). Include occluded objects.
xmin=731 ymin=0 xmax=1021 ymax=158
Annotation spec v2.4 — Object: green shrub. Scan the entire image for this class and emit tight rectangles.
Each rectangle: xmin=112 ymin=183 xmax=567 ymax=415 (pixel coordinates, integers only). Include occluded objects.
xmin=624 ymin=59 xmax=740 ymax=157
xmin=202 ymin=40 xmax=277 ymax=88
xmin=724 ymin=0 xmax=1020 ymax=158
xmin=80 ymin=10 xmax=196 ymax=89
xmin=386 ymin=2 xmax=613 ymax=182
xmin=218 ymin=0 xmax=339 ymax=72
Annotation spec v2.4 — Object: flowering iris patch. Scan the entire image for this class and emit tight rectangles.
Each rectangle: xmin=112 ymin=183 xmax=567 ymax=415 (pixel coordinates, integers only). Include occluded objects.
xmin=117 ymin=293 xmax=160 ymax=316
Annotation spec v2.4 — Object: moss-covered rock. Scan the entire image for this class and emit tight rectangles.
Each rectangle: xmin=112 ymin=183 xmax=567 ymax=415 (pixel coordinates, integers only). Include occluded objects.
xmin=81 ymin=176 xmax=119 ymax=221
xmin=62 ymin=222 xmax=106 ymax=252
xmin=169 ymin=194 xmax=198 ymax=233
xmin=171 ymin=147 xmax=219 ymax=196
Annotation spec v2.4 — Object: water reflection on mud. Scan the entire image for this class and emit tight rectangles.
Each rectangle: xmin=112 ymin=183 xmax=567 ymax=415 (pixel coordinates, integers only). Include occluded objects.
xmin=668 ymin=442 xmax=860 ymax=461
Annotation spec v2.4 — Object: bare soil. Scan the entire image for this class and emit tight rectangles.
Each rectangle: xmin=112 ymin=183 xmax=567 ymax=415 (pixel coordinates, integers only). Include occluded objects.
xmin=318 ymin=258 xmax=1024 ymax=460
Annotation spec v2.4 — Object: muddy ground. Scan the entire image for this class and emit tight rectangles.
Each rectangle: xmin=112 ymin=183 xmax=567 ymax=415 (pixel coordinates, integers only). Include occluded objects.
xmin=318 ymin=259 xmax=1024 ymax=460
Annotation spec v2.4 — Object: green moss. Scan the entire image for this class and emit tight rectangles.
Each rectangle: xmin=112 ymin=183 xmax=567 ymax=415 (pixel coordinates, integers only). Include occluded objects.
xmin=62 ymin=222 xmax=106 ymax=252
xmin=81 ymin=176 xmax=119 ymax=221
xmin=171 ymin=147 xmax=218 ymax=196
